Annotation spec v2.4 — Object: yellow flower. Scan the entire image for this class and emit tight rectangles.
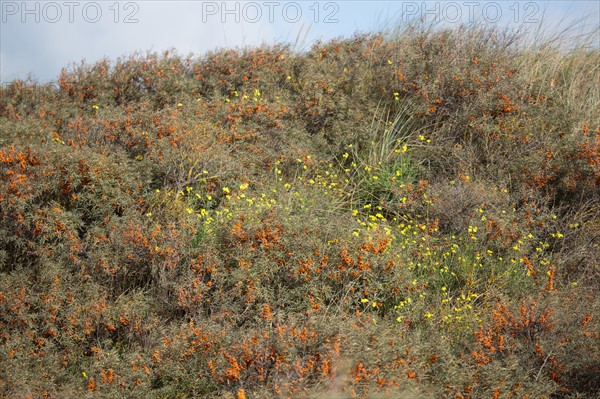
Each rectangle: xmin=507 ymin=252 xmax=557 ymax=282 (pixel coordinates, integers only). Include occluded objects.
xmin=223 ymin=187 xmax=230 ymax=194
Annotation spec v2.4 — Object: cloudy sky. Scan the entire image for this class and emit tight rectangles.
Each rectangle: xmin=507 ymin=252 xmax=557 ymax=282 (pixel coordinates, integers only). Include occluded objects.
xmin=1 ymin=0 xmax=598 ymax=83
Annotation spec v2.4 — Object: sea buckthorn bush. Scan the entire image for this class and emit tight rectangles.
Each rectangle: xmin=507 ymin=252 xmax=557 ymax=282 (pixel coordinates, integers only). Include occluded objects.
xmin=1 ymin=22 xmax=598 ymax=398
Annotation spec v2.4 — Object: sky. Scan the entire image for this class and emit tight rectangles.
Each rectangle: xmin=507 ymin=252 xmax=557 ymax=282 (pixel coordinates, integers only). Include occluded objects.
xmin=1 ymin=0 xmax=598 ymax=83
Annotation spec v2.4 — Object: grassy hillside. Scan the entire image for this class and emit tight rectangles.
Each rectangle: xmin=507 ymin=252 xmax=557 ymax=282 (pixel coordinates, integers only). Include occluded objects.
xmin=1 ymin=25 xmax=599 ymax=398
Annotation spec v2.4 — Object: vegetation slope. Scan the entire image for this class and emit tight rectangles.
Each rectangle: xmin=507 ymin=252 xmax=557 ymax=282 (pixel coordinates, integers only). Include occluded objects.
xmin=1 ymin=24 xmax=599 ymax=398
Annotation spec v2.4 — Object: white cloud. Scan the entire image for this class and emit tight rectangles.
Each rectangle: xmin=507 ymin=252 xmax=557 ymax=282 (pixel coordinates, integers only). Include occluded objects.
xmin=1 ymin=1 xmax=284 ymax=82
xmin=1 ymin=1 xmax=597 ymax=83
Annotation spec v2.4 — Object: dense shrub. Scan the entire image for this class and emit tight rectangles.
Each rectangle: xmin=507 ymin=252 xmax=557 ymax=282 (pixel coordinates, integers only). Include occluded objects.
xmin=1 ymin=23 xmax=598 ymax=398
